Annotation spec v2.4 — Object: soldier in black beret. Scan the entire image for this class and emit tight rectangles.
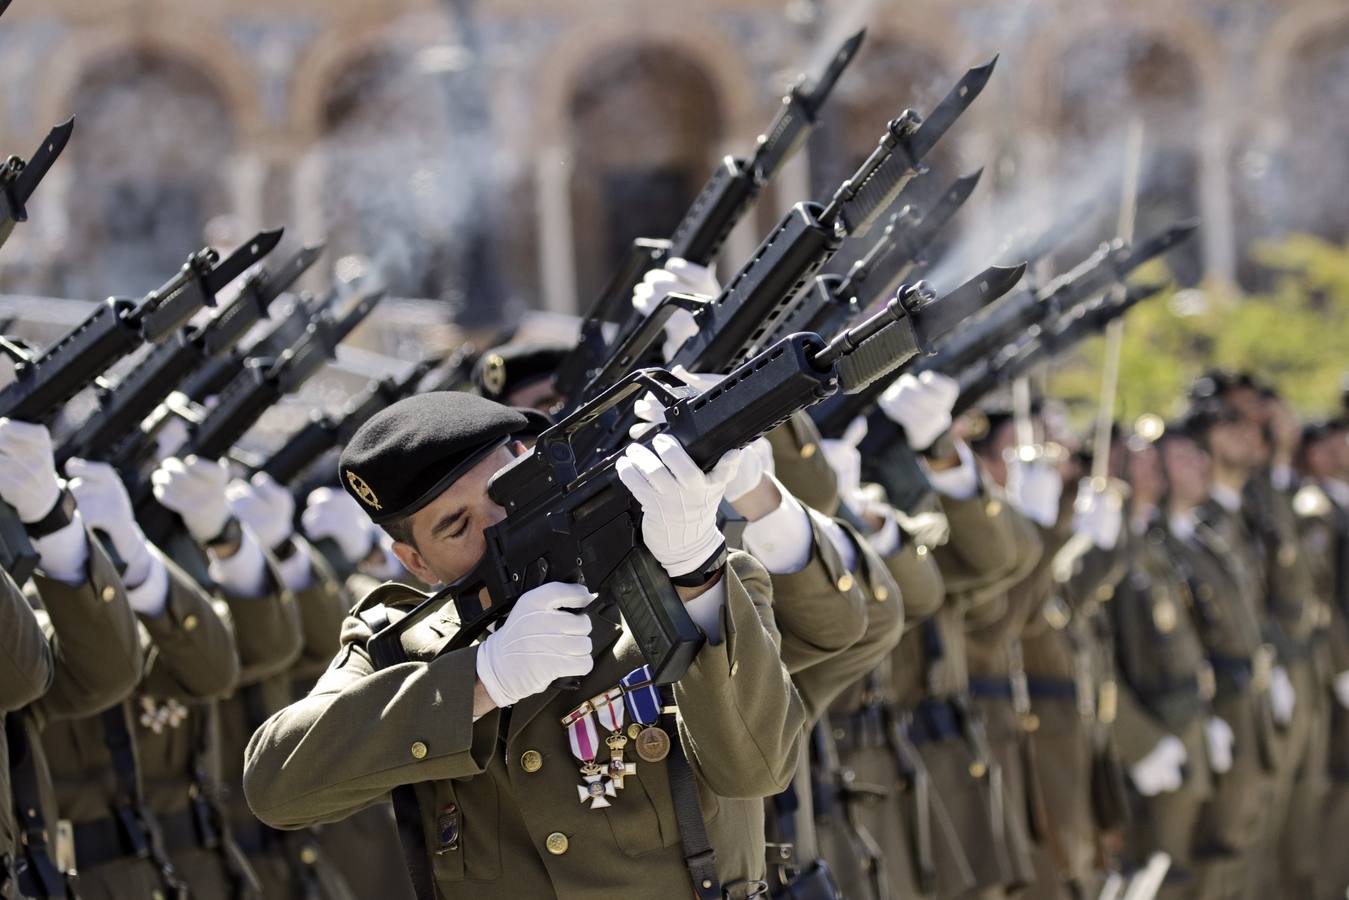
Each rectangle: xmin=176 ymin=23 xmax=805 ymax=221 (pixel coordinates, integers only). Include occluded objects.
xmin=472 ymin=341 xmax=572 ymax=413
xmin=245 ymin=390 xmax=807 ymax=900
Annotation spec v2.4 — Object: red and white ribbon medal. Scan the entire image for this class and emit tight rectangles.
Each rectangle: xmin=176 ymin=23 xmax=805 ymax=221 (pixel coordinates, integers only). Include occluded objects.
xmin=591 ymin=686 xmax=636 ymax=789
xmin=563 ymin=701 xmax=615 ymax=809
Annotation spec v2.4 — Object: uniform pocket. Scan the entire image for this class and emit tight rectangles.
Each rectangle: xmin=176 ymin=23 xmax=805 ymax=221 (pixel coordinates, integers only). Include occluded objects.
xmin=421 ymin=776 xmax=501 ymax=883
xmin=602 ymin=756 xmax=691 ymax=857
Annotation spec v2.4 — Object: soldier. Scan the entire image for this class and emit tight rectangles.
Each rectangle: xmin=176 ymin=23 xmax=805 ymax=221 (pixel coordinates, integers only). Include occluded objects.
xmin=0 ymin=419 xmax=144 ymax=898
xmin=244 ymin=392 xmax=805 ymax=899
xmin=1109 ymin=426 xmax=1215 ymax=899
xmin=37 ymin=458 xmax=240 ymax=900
xmin=471 ymin=342 xmax=572 ymax=413
xmin=1 ymin=570 xmax=52 ymax=899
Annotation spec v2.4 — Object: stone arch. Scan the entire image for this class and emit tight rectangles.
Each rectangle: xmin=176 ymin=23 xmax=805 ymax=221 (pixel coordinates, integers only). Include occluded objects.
xmin=56 ymin=46 xmax=240 ymax=299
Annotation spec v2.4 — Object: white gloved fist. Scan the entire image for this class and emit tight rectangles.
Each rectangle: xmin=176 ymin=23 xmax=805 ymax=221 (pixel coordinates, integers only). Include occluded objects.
xmin=151 ymin=456 xmax=232 ymax=544
xmin=1334 ymin=671 xmax=1349 ymax=710
xmin=1205 ymin=716 xmax=1235 ymax=774
xmin=1129 ymin=734 xmax=1187 ymax=796
xmin=633 ymin=367 xmax=723 ymax=430
xmin=616 ymin=433 xmax=739 ymax=580
xmin=0 ymin=419 xmax=62 ymax=523
xmin=1269 ymin=665 xmax=1296 ymax=725
xmin=723 ymin=437 xmax=775 ymax=504
xmin=1006 ymin=457 xmax=1063 ymax=528
xmin=631 ymin=259 xmax=718 ymax=362
xmin=226 ymin=472 xmax=295 ymax=551
xmin=877 ymin=372 xmax=960 ymax=451
xmin=66 ymin=458 xmax=154 ymax=586
xmin=302 ymin=487 xmax=377 ymax=563
xmin=475 ymin=582 xmax=595 ymax=708
xmin=1072 ymin=479 xmax=1124 ymax=550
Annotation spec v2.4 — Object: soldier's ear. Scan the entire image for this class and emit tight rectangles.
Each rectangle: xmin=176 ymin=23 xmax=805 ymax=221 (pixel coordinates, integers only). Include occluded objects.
xmin=391 ymin=540 xmax=438 ymax=587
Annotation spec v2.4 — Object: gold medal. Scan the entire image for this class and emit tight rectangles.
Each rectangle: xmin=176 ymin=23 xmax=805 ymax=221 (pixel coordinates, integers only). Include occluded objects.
xmin=635 ymin=726 xmax=671 ymax=763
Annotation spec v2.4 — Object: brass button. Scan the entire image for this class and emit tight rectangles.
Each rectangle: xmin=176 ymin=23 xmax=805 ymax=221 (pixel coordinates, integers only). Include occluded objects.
xmin=874 ymin=586 xmax=889 ymax=602
xmin=545 ymin=832 xmax=569 ymax=855
xmin=1095 ymin=585 xmax=1115 ymax=602
xmin=153 ymin=891 xmax=165 ymax=900
xmin=968 ymin=761 xmax=987 ymax=778
xmin=915 ymin=545 xmax=929 ymax=557
xmin=1022 ymin=713 xmax=1041 ymax=733
xmin=730 ymin=660 xmax=740 ymax=677
xmin=985 ymin=500 xmax=1002 ymax=517
xmin=521 ymin=750 xmax=543 ymax=773
xmin=101 ymin=585 xmax=117 ymax=603
xmin=300 ymin=846 xmax=318 ymax=865
xmin=410 ymin=741 xmax=428 ymax=760
xmin=182 ymin=614 xmax=199 ymax=632
xmin=800 ymin=443 xmax=818 ymax=459
xmin=836 ymin=574 xmax=854 ymax=592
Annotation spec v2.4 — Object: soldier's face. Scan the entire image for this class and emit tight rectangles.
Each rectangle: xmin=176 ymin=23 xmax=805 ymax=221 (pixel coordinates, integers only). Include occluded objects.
xmin=391 ymin=445 xmax=520 ymax=587
xmin=1160 ymin=437 xmax=1210 ymax=507
xmin=1207 ymin=419 xmax=1260 ymax=470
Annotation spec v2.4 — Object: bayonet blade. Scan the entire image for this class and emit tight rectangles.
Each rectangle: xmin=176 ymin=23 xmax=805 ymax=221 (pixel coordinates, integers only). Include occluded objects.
xmin=908 ymin=55 xmax=998 ymax=161
xmin=915 ymin=263 xmax=1026 ymax=346
xmin=206 ymin=228 xmax=283 ymax=294
xmin=1121 ymin=218 xmax=1199 ymax=271
xmin=13 ymin=118 xmax=74 ymax=204
xmin=894 ymin=169 xmax=983 ymax=261
xmin=801 ymin=28 xmax=866 ymax=114
xmin=255 ymin=242 xmax=324 ymax=304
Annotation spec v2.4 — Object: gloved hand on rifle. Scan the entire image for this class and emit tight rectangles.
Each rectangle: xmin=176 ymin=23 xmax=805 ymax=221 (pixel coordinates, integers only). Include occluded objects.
xmin=877 ymin=371 xmax=960 ymax=451
xmin=1129 ymin=734 xmax=1186 ymax=796
xmin=821 ymin=417 xmax=898 ymax=558
xmin=228 ymin=472 xmax=311 ymax=592
xmin=0 ymin=418 xmax=88 ymax=584
xmin=66 ymin=458 xmax=166 ymax=614
xmin=153 ymin=456 xmax=268 ymax=597
xmin=631 ymin=258 xmax=719 ymax=362
xmin=1006 ymin=455 xmax=1063 ymax=529
xmin=301 ymin=487 xmax=377 ymax=566
xmin=475 ymin=581 xmax=595 ymax=710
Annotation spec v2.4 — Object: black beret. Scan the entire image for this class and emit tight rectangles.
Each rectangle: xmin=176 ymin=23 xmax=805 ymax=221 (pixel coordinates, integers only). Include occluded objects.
xmin=339 ymin=392 xmax=527 ymax=523
xmin=472 ymin=342 xmax=572 ymax=402
xmin=512 ymin=407 xmax=554 ymax=440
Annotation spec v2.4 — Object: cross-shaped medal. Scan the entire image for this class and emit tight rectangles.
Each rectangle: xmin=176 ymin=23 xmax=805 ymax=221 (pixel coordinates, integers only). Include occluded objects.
xmin=577 ymin=772 xmax=616 ymax=809
xmin=607 ymin=756 xmax=637 ymax=789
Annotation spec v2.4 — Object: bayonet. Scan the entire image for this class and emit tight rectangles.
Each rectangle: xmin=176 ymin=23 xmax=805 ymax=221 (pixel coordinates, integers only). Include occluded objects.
xmin=0 ymin=118 xmax=74 ymax=249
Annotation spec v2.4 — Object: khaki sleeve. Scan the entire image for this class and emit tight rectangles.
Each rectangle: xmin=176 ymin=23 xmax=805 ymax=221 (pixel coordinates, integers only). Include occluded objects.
xmin=933 ymin=487 xmax=1026 ymax=599
xmin=225 ymin=557 xmax=304 ymax=687
xmin=883 ymin=540 xmax=945 ymax=629
xmin=244 ymin=609 xmax=499 ymax=829
xmin=792 ymin=534 xmax=904 ymax=722
xmin=139 ymin=548 xmax=240 ymax=701
xmin=288 ymin=539 xmax=352 ymax=683
xmin=767 ymin=413 xmax=839 ymax=517
xmin=672 ymin=552 xmax=806 ymax=799
xmin=0 ymin=570 xmax=53 ymax=710
xmin=29 ymin=531 xmax=143 ymax=723
xmin=769 ymin=511 xmax=869 ymax=675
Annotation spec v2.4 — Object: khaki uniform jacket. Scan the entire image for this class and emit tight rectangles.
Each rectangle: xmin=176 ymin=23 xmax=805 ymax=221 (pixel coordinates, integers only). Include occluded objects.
xmin=1 ymin=571 xmax=53 ymax=896
xmin=244 ymin=552 xmax=805 ymax=899
xmin=767 ymin=412 xmax=839 ymax=517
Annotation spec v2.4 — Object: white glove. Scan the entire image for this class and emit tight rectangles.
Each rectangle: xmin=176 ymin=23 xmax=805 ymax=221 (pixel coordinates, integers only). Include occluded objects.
xmin=1129 ymin=734 xmax=1187 ymax=796
xmin=0 ymin=419 xmax=62 ymax=523
xmin=226 ymin=472 xmax=295 ymax=551
xmin=1205 ymin=716 xmax=1234 ymax=774
xmin=151 ymin=456 xmax=232 ymax=544
xmin=1006 ymin=457 xmax=1063 ymax=528
xmin=616 ymin=433 xmax=739 ymax=580
xmin=475 ymin=581 xmax=595 ymax=708
xmin=1072 ymin=479 xmax=1123 ymax=550
xmin=820 ymin=416 xmax=868 ymax=509
xmin=1334 ymin=671 xmax=1349 ymax=710
xmin=66 ymin=459 xmax=154 ymax=588
xmin=632 ymin=367 xmax=722 ymax=430
xmin=301 ymin=487 xmax=376 ymax=563
xmin=723 ymin=437 xmax=775 ymax=504
xmin=1269 ymin=665 xmax=1296 ymax=725
xmin=631 ymin=259 xmax=718 ymax=362
xmin=878 ymin=372 xmax=960 ymax=451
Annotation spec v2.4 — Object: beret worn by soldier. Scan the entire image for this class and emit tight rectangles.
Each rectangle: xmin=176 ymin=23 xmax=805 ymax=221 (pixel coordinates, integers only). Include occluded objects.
xmin=472 ymin=341 xmax=572 ymax=402
xmin=339 ymin=391 xmax=527 ymax=523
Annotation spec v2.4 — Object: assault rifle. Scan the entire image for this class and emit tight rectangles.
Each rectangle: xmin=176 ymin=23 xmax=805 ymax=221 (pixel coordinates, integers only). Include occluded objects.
xmin=553 ymin=29 xmax=866 ymax=407
xmin=56 ymin=243 xmax=323 ymax=467
xmin=0 ymin=119 xmax=74 ymax=252
xmin=572 ymin=58 xmax=998 ymax=460
xmin=366 ymin=264 xmax=1024 ymax=684
xmin=135 ymin=287 xmax=384 ymax=545
xmin=0 ymin=230 xmax=281 ymax=579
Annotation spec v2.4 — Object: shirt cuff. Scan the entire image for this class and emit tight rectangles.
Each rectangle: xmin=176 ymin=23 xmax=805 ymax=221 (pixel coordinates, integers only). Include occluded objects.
xmin=819 ymin=516 xmax=859 ymax=572
xmin=684 ymin=577 xmax=727 ymax=643
xmin=32 ymin=516 xmax=91 ymax=585
xmin=867 ymin=513 xmax=901 ymax=557
xmin=1271 ymin=465 xmax=1294 ymax=492
xmin=126 ymin=556 xmax=169 ymax=618
xmin=743 ymin=488 xmax=813 ymax=574
xmin=275 ymin=551 xmax=314 ymax=594
xmin=208 ymin=533 xmax=269 ymax=598
xmin=924 ymin=442 xmax=979 ymax=500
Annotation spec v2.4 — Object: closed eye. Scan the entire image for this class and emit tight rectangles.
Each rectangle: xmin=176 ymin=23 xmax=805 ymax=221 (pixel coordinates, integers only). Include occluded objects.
xmin=430 ymin=508 xmax=468 ymax=541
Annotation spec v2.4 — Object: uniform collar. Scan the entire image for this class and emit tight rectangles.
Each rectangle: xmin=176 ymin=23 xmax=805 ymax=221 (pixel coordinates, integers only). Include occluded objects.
xmin=1211 ymin=482 xmax=1243 ymax=513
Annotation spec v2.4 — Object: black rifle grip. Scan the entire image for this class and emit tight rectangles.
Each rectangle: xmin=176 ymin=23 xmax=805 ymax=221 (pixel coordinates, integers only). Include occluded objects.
xmin=600 ymin=544 xmax=704 ymax=686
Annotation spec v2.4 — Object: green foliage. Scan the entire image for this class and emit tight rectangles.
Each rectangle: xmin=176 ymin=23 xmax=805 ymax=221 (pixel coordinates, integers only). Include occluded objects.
xmin=1045 ymin=236 xmax=1349 ymax=428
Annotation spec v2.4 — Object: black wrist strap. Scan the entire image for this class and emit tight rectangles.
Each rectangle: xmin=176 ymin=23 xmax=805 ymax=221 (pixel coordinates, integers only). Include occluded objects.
xmin=659 ymin=687 xmax=721 ymax=900
xmin=271 ymin=535 xmax=299 ymax=561
xmin=669 ymin=542 xmax=728 ymax=589
xmin=24 ymin=489 xmax=76 ymax=539
xmin=204 ymin=517 xmax=243 ymax=550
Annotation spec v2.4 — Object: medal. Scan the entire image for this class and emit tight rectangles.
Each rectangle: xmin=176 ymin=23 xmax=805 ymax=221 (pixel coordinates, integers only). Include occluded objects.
xmin=635 ymin=726 xmax=671 ymax=763
xmin=591 ymin=687 xmax=636 ymax=789
xmin=563 ymin=702 xmax=614 ymax=809
xmin=622 ymin=665 xmax=672 ymax=763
